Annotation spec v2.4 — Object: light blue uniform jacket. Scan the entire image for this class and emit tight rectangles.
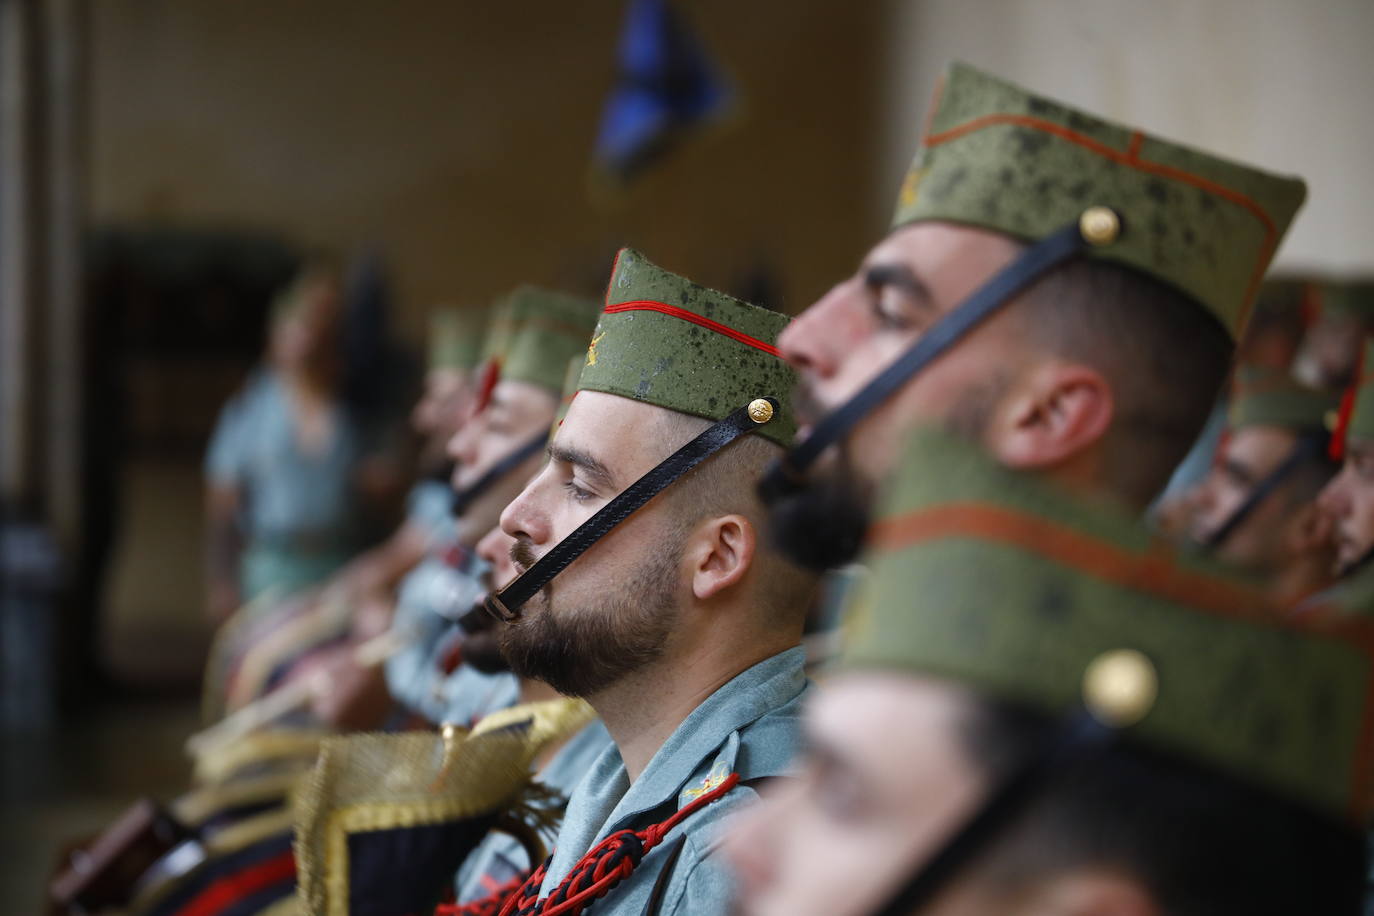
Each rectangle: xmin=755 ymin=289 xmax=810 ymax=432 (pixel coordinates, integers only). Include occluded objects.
xmin=535 ymin=647 xmax=809 ymax=916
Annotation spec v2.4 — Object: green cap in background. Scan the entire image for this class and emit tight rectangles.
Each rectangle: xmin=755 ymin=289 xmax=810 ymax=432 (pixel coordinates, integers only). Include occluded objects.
xmin=843 ymin=426 xmax=1373 ymax=822
xmin=1227 ymin=365 xmax=1337 ymax=434
xmin=427 ymin=307 xmax=486 ymax=371
xmin=497 ymin=286 xmax=601 ymax=393
xmin=1313 ymin=280 xmax=1374 ymax=324
xmin=577 ymin=248 xmax=797 ymax=447
xmin=893 ymin=62 xmax=1307 ymax=340
xmin=1332 ymin=339 xmax=1374 ymax=454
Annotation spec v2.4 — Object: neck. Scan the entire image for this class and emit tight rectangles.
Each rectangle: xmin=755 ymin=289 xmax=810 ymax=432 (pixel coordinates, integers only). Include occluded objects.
xmin=518 ymin=677 xmax=562 ymax=705
xmin=587 ymin=625 xmax=797 ymax=783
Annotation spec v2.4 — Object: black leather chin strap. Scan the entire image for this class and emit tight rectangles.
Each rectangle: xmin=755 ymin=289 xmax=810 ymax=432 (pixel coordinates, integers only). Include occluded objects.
xmin=867 ymin=710 xmax=1117 ymax=916
xmin=758 ymin=217 xmax=1103 ymax=505
xmin=484 ymin=398 xmax=779 ymax=622
xmin=1203 ymin=433 xmax=1325 ymax=551
xmin=451 ymin=431 xmax=549 ymax=518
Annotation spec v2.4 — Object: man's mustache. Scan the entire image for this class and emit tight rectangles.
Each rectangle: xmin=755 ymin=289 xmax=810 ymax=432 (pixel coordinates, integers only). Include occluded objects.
xmin=511 ymin=538 xmax=539 ymax=575
xmin=790 ymin=379 xmax=826 ymax=429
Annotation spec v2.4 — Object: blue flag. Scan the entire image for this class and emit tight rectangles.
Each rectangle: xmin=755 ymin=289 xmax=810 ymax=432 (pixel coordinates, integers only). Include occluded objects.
xmin=594 ymin=0 xmax=732 ymax=181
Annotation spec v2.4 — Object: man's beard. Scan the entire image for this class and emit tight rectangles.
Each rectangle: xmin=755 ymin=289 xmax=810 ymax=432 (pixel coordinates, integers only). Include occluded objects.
xmin=766 ymin=373 xmax=1008 ymax=572
xmin=496 ymin=536 xmax=682 ymax=698
xmin=766 ymin=448 xmax=873 ymax=572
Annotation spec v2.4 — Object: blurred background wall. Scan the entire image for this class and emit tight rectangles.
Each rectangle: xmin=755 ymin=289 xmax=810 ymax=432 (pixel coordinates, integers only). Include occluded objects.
xmin=91 ymin=0 xmax=888 ymax=331
xmin=84 ymin=0 xmax=888 ymax=687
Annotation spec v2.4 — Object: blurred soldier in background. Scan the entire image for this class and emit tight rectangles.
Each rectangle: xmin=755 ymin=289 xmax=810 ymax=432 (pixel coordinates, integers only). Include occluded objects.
xmin=1186 ymin=366 xmax=1338 ymax=604
xmin=1293 ymin=281 xmax=1374 ymax=392
xmin=1313 ymin=339 xmax=1374 ymax=608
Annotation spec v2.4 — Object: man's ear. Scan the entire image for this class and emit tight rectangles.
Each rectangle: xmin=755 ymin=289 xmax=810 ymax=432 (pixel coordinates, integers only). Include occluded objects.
xmin=688 ymin=514 xmax=756 ymax=601
xmin=989 ymin=362 xmax=1114 ymax=470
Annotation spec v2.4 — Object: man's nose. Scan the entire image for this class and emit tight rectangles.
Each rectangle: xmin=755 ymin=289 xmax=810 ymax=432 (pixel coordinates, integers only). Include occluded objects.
xmin=777 ymin=282 xmax=861 ymax=379
xmin=500 ymin=472 xmax=552 ymax=546
xmin=447 ymin=424 xmax=477 ymax=465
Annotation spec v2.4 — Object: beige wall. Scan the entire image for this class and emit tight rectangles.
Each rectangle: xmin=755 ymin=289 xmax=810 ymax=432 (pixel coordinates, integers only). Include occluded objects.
xmin=882 ymin=0 xmax=1374 ymax=276
xmin=92 ymin=0 xmax=887 ymax=336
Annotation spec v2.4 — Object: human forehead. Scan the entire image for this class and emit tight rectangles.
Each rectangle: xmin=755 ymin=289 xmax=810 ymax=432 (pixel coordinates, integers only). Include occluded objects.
xmin=810 ymin=673 xmax=978 ymax=784
xmin=555 ymin=391 xmax=679 ymax=467
xmin=1227 ymin=425 xmax=1300 ymax=461
xmin=490 ymin=379 xmax=555 ymax=418
xmin=860 ymin=222 xmax=1023 ymax=292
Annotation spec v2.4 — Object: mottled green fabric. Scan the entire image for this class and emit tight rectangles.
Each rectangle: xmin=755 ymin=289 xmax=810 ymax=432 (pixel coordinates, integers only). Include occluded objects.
xmin=893 ymin=62 xmax=1307 ymax=340
xmin=1227 ymin=366 xmax=1336 ymax=433
xmin=556 ymin=356 xmax=582 ymax=426
xmin=428 ymin=307 xmax=486 ymax=371
xmin=1348 ymin=340 xmax=1374 ymax=444
xmin=479 ymin=296 xmax=519 ymax=369
xmin=843 ymin=426 xmax=1372 ymax=821
xmin=498 ymin=287 xmax=601 ymax=393
xmin=578 ymin=248 xmax=797 ymax=447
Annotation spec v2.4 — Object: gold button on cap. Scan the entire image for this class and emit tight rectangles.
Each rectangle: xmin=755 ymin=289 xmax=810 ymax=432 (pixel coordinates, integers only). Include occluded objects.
xmin=748 ymin=398 xmax=775 ymax=424
xmin=1079 ymin=206 xmax=1122 ymax=246
xmin=1082 ymin=648 xmax=1157 ymax=727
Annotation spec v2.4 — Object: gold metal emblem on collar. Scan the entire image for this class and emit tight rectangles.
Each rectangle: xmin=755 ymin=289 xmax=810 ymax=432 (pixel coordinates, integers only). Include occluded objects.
xmin=748 ymin=398 xmax=775 ymax=424
xmin=1079 ymin=206 xmax=1121 ymax=246
xmin=1082 ymin=648 xmax=1157 ymax=727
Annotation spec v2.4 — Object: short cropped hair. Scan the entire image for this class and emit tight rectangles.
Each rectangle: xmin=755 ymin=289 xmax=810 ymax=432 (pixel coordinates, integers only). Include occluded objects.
xmin=1014 ymin=259 xmax=1234 ymax=507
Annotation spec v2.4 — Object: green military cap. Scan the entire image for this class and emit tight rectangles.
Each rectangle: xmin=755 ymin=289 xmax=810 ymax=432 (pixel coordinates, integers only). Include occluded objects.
xmin=496 ymin=286 xmax=600 ymax=393
xmin=427 ymin=307 xmax=486 ymax=371
xmin=1251 ymin=277 xmax=1311 ymax=321
xmin=1332 ymin=339 xmax=1374 ymax=454
xmin=578 ymin=248 xmax=797 ymax=447
xmin=1227 ymin=365 xmax=1337 ymax=434
xmin=844 ymin=426 xmax=1374 ymax=821
xmin=893 ymin=62 xmax=1307 ymax=339
xmin=1314 ymin=280 xmax=1374 ymax=323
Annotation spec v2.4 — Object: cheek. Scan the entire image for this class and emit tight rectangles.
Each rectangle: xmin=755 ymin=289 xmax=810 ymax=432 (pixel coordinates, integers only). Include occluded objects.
xmin=823 ymin=332 xmax=914 ymax=406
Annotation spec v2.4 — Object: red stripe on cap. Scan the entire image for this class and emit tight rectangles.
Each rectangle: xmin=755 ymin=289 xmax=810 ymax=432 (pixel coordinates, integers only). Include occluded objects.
xmin=603 ymin=300 xmax=782 ymax=358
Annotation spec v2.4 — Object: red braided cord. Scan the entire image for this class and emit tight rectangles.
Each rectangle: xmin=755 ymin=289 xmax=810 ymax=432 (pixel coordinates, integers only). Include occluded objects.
xmin=436 ymin=872 xmax=530 ymax=916
xmin=447 ymin=772 xmax=739 ymax=916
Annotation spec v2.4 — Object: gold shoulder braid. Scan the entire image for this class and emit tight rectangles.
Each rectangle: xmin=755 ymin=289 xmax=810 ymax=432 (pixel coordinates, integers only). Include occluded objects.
xmin=294 ymin=698 xmax=595 ymax=916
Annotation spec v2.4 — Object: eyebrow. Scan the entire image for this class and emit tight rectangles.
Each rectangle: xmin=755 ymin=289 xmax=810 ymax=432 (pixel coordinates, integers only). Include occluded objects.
xmin=1222 ymin=457 xmax=1256 ymax=488
xmin=862 ymin=262 xmax=937 ymax=313
xmin=548 ymin=443 xmax=617 ymax=491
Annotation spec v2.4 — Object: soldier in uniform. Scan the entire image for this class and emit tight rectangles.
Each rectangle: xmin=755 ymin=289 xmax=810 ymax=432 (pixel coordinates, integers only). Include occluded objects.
xmin=1313 ymin=339 xmax=1374 ymax=607
xmin=375 ymin=287 xmax=601 ymax=728
xmin=1294 ymin=281 xmax=1374 ymax=392
xmin=759 ymin=62 xmax=1307 ymax=571
xmin=1186 ymin=365 xmax=1339 ymax=604
xmin=728 ymin=428 xmax=1369 ymax=915
xmin=464 ymin=249 xmax=818 ymax=916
